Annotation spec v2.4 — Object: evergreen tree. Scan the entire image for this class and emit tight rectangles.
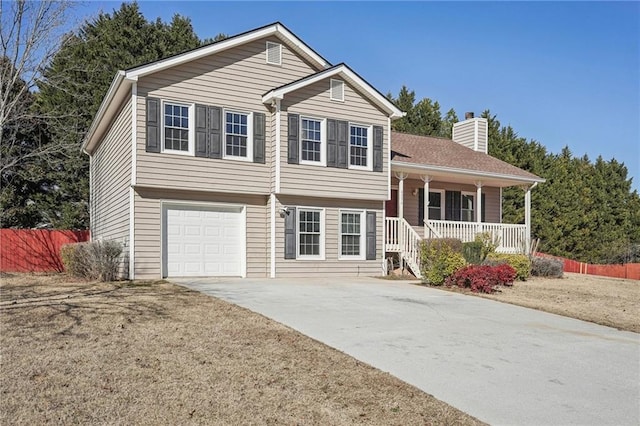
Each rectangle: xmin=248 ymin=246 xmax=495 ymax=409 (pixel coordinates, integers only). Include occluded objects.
xmin=34 ymin=2 xmax=204 ymax=228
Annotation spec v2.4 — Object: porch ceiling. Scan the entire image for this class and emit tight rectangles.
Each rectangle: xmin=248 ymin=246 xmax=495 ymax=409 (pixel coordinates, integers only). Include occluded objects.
xmin=391 ymin=161 xmax=542 ymax=188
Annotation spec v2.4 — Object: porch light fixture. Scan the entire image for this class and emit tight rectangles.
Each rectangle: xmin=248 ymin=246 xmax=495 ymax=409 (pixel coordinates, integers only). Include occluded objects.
xmin=412 ymin=189 xmax=418 ymax=196
xmin=279 ymin=207 xmax=290 ymax=218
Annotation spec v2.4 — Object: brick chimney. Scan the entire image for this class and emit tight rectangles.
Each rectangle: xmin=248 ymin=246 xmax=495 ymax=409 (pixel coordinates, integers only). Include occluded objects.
xmin=452 ymin=112 xmax=488 ymax=153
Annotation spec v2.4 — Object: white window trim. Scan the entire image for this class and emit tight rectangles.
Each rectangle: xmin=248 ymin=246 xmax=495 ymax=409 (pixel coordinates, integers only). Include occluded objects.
xmin=296 ymin=207 xmax=325 ymax=260
xmin=338 ymin=209 xmax=365 ymax=260
xmin=161 ymin=100 xmax=195 ymax=156
xmin=428 ymin=189 xmax=445 ymax=221
xmin=461 ymin=191 xmax=476 ymax=222
xmin=348 ymin=123 xmax=373 ymax=171
xmin=330 ymin=78 xmax=344 ymax=102
xmin=223 ymin=109 xmax=253 ymax=162
xmin=266 ymin=41 xmax=282 ymax=65
xmin=299 ymin=116 xmax=326 ymax=166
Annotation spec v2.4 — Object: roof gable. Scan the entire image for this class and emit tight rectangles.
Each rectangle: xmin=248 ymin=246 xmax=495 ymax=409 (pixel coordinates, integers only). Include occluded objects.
xmin=262 ymin=63 xmax=404 ymax=119
xmin=126 ymin=22 xmax=330 ymax=79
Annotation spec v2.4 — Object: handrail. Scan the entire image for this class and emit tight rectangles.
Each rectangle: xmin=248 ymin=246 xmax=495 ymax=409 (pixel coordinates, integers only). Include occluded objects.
xmin=423 ymin=220 xmax=442 ymax=239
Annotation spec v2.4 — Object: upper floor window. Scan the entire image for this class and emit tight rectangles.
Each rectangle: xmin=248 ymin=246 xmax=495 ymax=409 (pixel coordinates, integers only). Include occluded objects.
xmin=330 ymin=79 xmax=344 ymax=101
xmin=300 ymin=117 xmax=324 ymax=164
xmin=163 ymin=102 xmax=193 ymax=154
xmin=225 ymin=111 xmax=252 ymax=160
xmin=349 ymin=124 xmax=371 ymax=170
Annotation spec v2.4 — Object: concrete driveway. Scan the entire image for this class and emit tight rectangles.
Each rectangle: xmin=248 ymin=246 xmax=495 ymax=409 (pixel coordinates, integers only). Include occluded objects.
xmin=173 ymin=277 xmax=639 ymax=425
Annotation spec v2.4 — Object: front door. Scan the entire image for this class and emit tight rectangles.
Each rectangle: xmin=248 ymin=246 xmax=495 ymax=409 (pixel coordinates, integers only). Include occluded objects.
xmin=385 ymin=189 xmax=398 ymax=217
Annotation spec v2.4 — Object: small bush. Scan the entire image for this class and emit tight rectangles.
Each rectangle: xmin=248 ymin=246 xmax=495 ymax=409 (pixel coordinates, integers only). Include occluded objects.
xmin=420 ymin=239 xmax=466 ymax=285
xmin=485 ymin=253 xmax=531 ymax=281
xmin=462 ymin=241 xmax=484 ymax=264
xmin=475 ymin=231 xmax=500 ymax=259
xmin=445 ymin=264 xmax=517 ymax=293
xmin=61 ymin=240 xmax=123 ymax=281
xmin=531 ymin=257 xmax=564 ymax=278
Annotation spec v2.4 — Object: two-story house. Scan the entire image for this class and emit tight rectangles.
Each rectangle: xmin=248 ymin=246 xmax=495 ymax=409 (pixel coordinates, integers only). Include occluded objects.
xmin=83 ymin=22 xmax=543 ymax=280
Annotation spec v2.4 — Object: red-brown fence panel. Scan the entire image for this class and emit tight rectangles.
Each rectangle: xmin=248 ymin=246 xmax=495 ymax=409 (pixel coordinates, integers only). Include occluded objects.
xmin=535 ymin=253 xmax=640 ymax=280
xmin=0 ymin=229 xmax=90 ymax=273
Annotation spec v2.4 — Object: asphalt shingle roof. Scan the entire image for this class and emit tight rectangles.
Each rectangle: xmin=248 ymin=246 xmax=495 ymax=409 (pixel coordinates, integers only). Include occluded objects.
xmin=391 ymin=131 xmax=542 ymax=181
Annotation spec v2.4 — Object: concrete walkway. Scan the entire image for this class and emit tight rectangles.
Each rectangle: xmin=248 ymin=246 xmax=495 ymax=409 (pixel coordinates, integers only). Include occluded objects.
xmin=173 ymin=277 xmax=640 ymax=425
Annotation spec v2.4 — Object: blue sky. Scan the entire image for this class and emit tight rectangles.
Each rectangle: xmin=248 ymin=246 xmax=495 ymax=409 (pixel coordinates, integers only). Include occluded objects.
xmin=75 ymin=1 xmax=640 ymax=189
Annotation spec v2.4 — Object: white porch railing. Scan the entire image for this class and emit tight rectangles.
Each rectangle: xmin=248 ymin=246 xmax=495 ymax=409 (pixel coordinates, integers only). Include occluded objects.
xmin=385 ymin=217 xmax=422 ymax=278
xmin=425 ymin=220 xmax=527 ymax=254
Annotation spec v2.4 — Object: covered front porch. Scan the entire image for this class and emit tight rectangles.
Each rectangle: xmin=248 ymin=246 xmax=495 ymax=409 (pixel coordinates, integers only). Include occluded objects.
xmin=384 ymin=164 xmax=541 ymax=276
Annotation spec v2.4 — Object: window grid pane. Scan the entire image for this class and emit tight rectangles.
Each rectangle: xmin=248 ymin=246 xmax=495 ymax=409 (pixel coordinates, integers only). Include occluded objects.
xmin=299 ymin=210 xmax=321 ymax=256
xmin=164 ymin=103 xmax=189 ymax=151
xmin=428 ymin=192 xmax=442 ymax=220
xmin=461 ymin=194 xmax=474 ymax=222
xmin=341 ymin=213 xmax=361 ymax=256
xmin=350 ymin=125 xmax=368 ymax=166
xmin=226 ymin=112 xmax=248 ymax=157
xmin=301 ymin=118 xmax=322 ymax=162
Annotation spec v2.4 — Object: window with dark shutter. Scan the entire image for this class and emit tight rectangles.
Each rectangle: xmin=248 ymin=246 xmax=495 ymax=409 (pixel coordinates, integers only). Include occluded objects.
xmin=288 ymin=113 xmax=299 ymax=164
xmin=284 ymin=207 xmax=297 ymax=259
xmin=366 ymin=211 xmax=376 ymax=260
xmin=146 ymin=97 xmax=161 ymax=153
xmin=208 ymin=106 xmax=222 ymax=159
xmin=253 ymin=112 xmax=265 ymax=163
xmin=194 ymin=104 xmax=208 ymax=157
xmin=373 ymin=125 xmax=383 ymax=172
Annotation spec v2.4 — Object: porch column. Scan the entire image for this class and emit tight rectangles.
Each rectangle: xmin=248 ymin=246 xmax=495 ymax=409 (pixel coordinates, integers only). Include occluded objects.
xmin=524 ymin=185 xmax=532 ymax=254
xmin=475 ymin=181 xmax=483 ymax=231
xmin=394 ymin=172 xmax=408 ymax=220
xmin=421 ymin=175 xmax=431 ymax=238
xmin=394 ymin=172 xmax=408 ymax=273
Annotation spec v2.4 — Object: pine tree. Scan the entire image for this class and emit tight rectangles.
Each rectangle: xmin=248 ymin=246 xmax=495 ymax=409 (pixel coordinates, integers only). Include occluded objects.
xmin=33 ymin=2 xmax=204 ymax=228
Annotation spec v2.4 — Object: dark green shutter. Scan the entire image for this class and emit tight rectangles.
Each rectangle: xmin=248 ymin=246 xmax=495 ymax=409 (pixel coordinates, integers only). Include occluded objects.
xmin=481 ymin=193 xmax=486 ymax=223
xmin=418 ymin=188 xmax=424 ymax=225
xmin=208 ymin=106 xmax=222 ymax=159
xmin=288 ymin=113 xmax=299 ymax=164
xmin=326 ymin=119 xmax=337 ymax=167
xmin=253 ymin=112 xmax=265 ymax=164
xmin=337 ymin=120 xmax=348 ymax=168
xmin=284 ymin=207 xmax=296 ymax=259
xmin=373 ymin=125 xmax=383 ymax=172
xmin=194 ymin=104 xmax=208 ymax=157
xmin=366 ymin=211 xmax=376 ymax=260
xmin=146 ymin=97 xmax=160 ymax=153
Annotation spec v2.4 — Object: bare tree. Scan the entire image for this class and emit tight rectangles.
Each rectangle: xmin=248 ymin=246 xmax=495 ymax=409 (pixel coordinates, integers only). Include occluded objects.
xmin=0 ymin=0 xmax=77 ymax=175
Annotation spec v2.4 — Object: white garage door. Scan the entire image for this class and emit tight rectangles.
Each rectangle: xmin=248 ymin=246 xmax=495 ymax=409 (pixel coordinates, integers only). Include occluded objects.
xmin=163 ymin=205 xmax=243 ymax=277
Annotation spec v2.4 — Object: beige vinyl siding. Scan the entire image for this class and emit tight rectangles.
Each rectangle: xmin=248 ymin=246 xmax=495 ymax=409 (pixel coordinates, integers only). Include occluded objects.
xmin=397 ymin=179 xmax=501 ymax=225
xmin=477 ymin=120 xmax=488 ymax=153
xmin=452 ymin=121 xmax=475 ymax=151
xmin=135 ymin=36 xmax=317 ymax=195
xmin=133 ymin=187 xmax=268 ymax=279
xmin=280 ymin=79 xmax=389 ymax=200
xmin=275 ymin=195 xmax=383 ymax=277
xmin=91 ymin=97 xmax=132 ymax=245
xmin=452 ymin=119 xmax=489 ymax=153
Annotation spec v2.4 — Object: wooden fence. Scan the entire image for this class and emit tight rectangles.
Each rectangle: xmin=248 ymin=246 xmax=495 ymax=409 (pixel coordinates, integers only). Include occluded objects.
xmin=536 ymin=253 xmax=640 ymax=280
xmin=0 ymin=229 xmax=90 ymax=273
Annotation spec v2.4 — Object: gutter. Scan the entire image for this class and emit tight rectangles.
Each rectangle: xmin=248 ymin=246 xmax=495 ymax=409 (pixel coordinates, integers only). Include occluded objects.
xmin=81 ymin=71 xmax=127 ymax=155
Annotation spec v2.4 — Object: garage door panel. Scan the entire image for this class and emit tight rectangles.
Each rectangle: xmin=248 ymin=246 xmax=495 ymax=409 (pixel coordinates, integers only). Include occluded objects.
xmin=164 ymin=205 xmax=243 ymax=277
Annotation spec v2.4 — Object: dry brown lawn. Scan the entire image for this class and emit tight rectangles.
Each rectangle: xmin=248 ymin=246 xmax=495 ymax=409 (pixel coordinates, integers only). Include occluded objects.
xmin=0 ymin=273 xmax=482 ymax=426
xmin=442 ymin=273 xmax=640 ymax=333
